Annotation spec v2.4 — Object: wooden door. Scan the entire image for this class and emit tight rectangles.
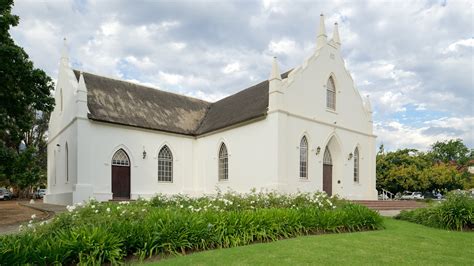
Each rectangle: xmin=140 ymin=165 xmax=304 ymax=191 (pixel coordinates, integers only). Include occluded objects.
xmin=323 ymin=164 xmax=332 ymax=196
xmin=111 ymin=149 xmax=131 ymax=199
xmin=112 ymin=165 xmax=130 ymax=199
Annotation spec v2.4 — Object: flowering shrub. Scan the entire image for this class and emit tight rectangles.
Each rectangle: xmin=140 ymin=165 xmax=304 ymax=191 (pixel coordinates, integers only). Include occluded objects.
xmin=149 ymin=189 xmax=340 ymax=212
xmin=396 ymin=191 xmax=473 ymax=231
xmin=0 ymin=190 xmax=383 ymax=264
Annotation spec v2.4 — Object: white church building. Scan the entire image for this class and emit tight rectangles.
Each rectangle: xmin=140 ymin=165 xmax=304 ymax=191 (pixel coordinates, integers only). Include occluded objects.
xmin=45 ymin=15 xmax=377 ymax=205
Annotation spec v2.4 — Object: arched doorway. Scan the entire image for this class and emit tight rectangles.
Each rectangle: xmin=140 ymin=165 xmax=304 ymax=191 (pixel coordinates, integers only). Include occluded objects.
xmin=111 ymin=149 xmax=130 ymax=199
xmin=323 ymin=146 xmax=333 ymax=196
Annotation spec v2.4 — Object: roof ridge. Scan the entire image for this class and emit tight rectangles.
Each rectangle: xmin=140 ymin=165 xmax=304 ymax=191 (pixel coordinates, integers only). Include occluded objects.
xmin=72 ymin=69 xmax=211 ymax=104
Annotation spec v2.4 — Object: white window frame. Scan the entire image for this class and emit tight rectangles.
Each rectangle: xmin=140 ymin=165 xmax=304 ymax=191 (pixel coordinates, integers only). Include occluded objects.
xmin=158 ymin=146 xmax=173 ymax=182
xmin=354 ymin=147 xmax=359 ymax=183
xmin=218 ymin=143 xmax=228 ymax=181
xmin=299 ymin=136 xmax=308 ymax=179
xmin=326 ymin=76 xmax=336 ymax=110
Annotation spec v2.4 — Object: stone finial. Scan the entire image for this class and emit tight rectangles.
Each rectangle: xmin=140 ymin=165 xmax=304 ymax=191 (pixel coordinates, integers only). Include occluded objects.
xmin=333 ymin=22 xmax=341 ymax=47
xmin=60 ymin=37 xmax=69 ymax=67
xmin=316 ymin=13 xmax=327 ymax=49
xmin=269 ymin=57 xmax=282 ymax=81
xmin=365 ymin=95 xmax=372 ymax=113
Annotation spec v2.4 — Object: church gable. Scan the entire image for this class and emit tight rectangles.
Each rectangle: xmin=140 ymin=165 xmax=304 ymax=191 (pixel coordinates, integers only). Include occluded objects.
xmin=270 ymin=15 xmax=372 ymax=134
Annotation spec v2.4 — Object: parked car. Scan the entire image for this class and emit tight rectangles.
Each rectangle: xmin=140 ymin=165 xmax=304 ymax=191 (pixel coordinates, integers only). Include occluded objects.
xmin=34 ymin=189 xmax=47 ymax=199
xmin=401 ymin=191 xmax=424 ymax=200
xmin=0 ymin=188 xmax=12 ymax=200
xmin=0 ymin=189 xmax=4 ymax=200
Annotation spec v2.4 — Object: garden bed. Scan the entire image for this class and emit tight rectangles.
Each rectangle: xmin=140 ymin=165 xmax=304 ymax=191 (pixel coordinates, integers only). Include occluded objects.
xmin=0 ymin=191 xmax=383 ymax=264
xmin=395 ymin=191 xmax=473 ymax=231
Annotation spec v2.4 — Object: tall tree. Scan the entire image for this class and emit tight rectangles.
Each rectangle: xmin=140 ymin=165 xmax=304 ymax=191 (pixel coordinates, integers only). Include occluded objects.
xmin=429 ymin=139 xmax=473 ymax=166
xmin=0 ymin=0 xmax=55 ymax=193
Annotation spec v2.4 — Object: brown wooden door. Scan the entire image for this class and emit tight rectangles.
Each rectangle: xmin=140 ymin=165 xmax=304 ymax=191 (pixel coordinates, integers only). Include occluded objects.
xmin=112 ymin=165 xmax=130 ymax=199
xmin=323 ymin=164 xmax=332 ymax=196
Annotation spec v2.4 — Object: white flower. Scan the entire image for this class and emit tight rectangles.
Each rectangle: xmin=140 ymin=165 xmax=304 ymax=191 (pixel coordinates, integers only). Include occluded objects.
xmin=94 ymin=209 xmax=99 ymax=213
xmin=117 ymin=206 xmax=121 ymax=210
xmin=31 ymin=214 xmax=37 ymax=219
xmin=106 ymin=207 xmax=111 ymax=212
xmin=91 ymin=205 xmax=95 ymax=209
xmin=141 ymin=209 xmax=146 ymax=212
xmin=66 ymin=205 xmax=76 ymax=212
xmin=27 ymin=224 xmax=33 ymax=228
xmin=40 ymin=221 xmax=46 ymax=226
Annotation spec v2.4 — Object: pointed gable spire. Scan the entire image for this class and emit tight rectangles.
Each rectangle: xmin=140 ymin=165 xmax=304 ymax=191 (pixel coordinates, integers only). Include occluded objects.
xmin=269 ymin=56 xmax=282 ymax=81
xmin=316 ymin=13 xmax=327 ymax=49
xmin=364 ymin=95 xmax=372 ymax=113
xmin=333 ymin=22 xmax=341 ymax=48
xmin=60 ymin=37 xmax=69 ymax=68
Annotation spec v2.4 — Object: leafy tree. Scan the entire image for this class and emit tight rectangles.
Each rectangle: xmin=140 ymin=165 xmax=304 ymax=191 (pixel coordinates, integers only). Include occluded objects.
xmin=376 ymin=148 xmax=431 ymax=193
xmin=376 ymin=140 xmax=472 ymax=194
xmin=420 ymin=163 xmax=463 ymax=192
xmin=0 ymin=0 xmax=54 ymax=194
xmin=429 ymin=139 xmax=473 ymax=166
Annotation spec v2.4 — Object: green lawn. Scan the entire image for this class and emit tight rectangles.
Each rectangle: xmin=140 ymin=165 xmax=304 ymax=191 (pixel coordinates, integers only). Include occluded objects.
xmin=146 ymin=218 xmax=473 ymax=265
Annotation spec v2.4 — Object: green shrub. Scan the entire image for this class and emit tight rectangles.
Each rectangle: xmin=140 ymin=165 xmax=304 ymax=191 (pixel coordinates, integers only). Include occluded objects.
xmin=396 ymin=191 xmax=473 ymax=231
xmin=0 ymin=191 xmax=383 ymax=264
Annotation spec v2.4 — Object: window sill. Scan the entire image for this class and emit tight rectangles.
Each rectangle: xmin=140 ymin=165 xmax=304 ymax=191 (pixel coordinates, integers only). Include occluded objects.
xmin=299 ymin=178 xmax=310 ymax=182
xmin=158 ymin=181 xmax=173 ymax=184
xmin=326 ymin=108 xmax=338 ymax=114
xmin=218 ymin=179 xmax=229 ymax=182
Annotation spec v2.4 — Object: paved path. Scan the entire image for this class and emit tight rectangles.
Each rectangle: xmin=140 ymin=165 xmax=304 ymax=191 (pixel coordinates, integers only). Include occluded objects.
xmin=0 ymin=200 xmax=47 ymax=235
xmin=378 ymin=210 xmax=401 ymax=217
xmin=20 ymin=201 xmax=67 ymax=214
xmin=0 ymin=200 xmax=66 ymax=235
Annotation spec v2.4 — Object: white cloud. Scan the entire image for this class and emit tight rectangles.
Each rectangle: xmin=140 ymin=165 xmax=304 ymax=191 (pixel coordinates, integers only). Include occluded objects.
xmin=379 ymin=91 xmax=408 ymax=113
xmin=222 ymin=62 xmax=241 ymax=74
xmin=169 ymin=42 xmax=187 ymax=50
xmin=158 ymin=71 xmax=183 ymax=85
xmin=444 ymin=38 xmax=474 ymax=53
xmin=375 ymin=116 xmax=474 ymax=151
xmin=125 ymin=56 xmax=155 ymax=70
xmin=268 ymin=38 xmax=297 ymax=55
xmin=100 ymin=20 xmax=120 ymax=36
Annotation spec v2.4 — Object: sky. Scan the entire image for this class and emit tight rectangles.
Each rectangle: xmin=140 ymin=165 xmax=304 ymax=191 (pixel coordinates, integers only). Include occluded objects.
xmin=9 ymin=0 xmax=474 ymax=151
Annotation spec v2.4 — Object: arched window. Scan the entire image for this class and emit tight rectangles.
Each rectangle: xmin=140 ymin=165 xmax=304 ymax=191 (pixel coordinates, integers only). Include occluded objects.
xmin=299 ymin=136 xmax=308 ymax=179
xmin=65 ymin=142 xmax=69 ymax=182
xmin=326 ymin=76 xmax=336 ymax=110
xmin=158 ymin=145 xmax=173 ymax=182
xmin=323 ymin=146 xmax=332 ymax=165
xmin=218 ymin=143 xmax=228 ymax=181
xmin=112 ymin=149 xmax=130 ymax=166
xmin=354 ymin=147 xmax=359 ymax=183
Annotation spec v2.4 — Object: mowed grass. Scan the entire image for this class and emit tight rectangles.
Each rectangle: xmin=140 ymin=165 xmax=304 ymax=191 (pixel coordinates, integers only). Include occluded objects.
xmin=147 ymin=218 xmax=474 ymax=265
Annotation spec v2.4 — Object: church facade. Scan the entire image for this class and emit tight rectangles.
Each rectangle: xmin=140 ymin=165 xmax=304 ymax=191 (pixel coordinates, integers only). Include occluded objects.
xmin=45 ymin=15 xmax=377 ymax=205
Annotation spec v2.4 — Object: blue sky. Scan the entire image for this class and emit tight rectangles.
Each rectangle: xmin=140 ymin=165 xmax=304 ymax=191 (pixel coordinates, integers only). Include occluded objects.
xmin=10 ymin=0 xmax=473 ymax=151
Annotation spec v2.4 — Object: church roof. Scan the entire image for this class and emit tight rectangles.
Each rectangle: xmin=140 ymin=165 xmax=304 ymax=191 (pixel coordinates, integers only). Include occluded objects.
xmin=73 ymin=69 xmax=290 ymax=136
